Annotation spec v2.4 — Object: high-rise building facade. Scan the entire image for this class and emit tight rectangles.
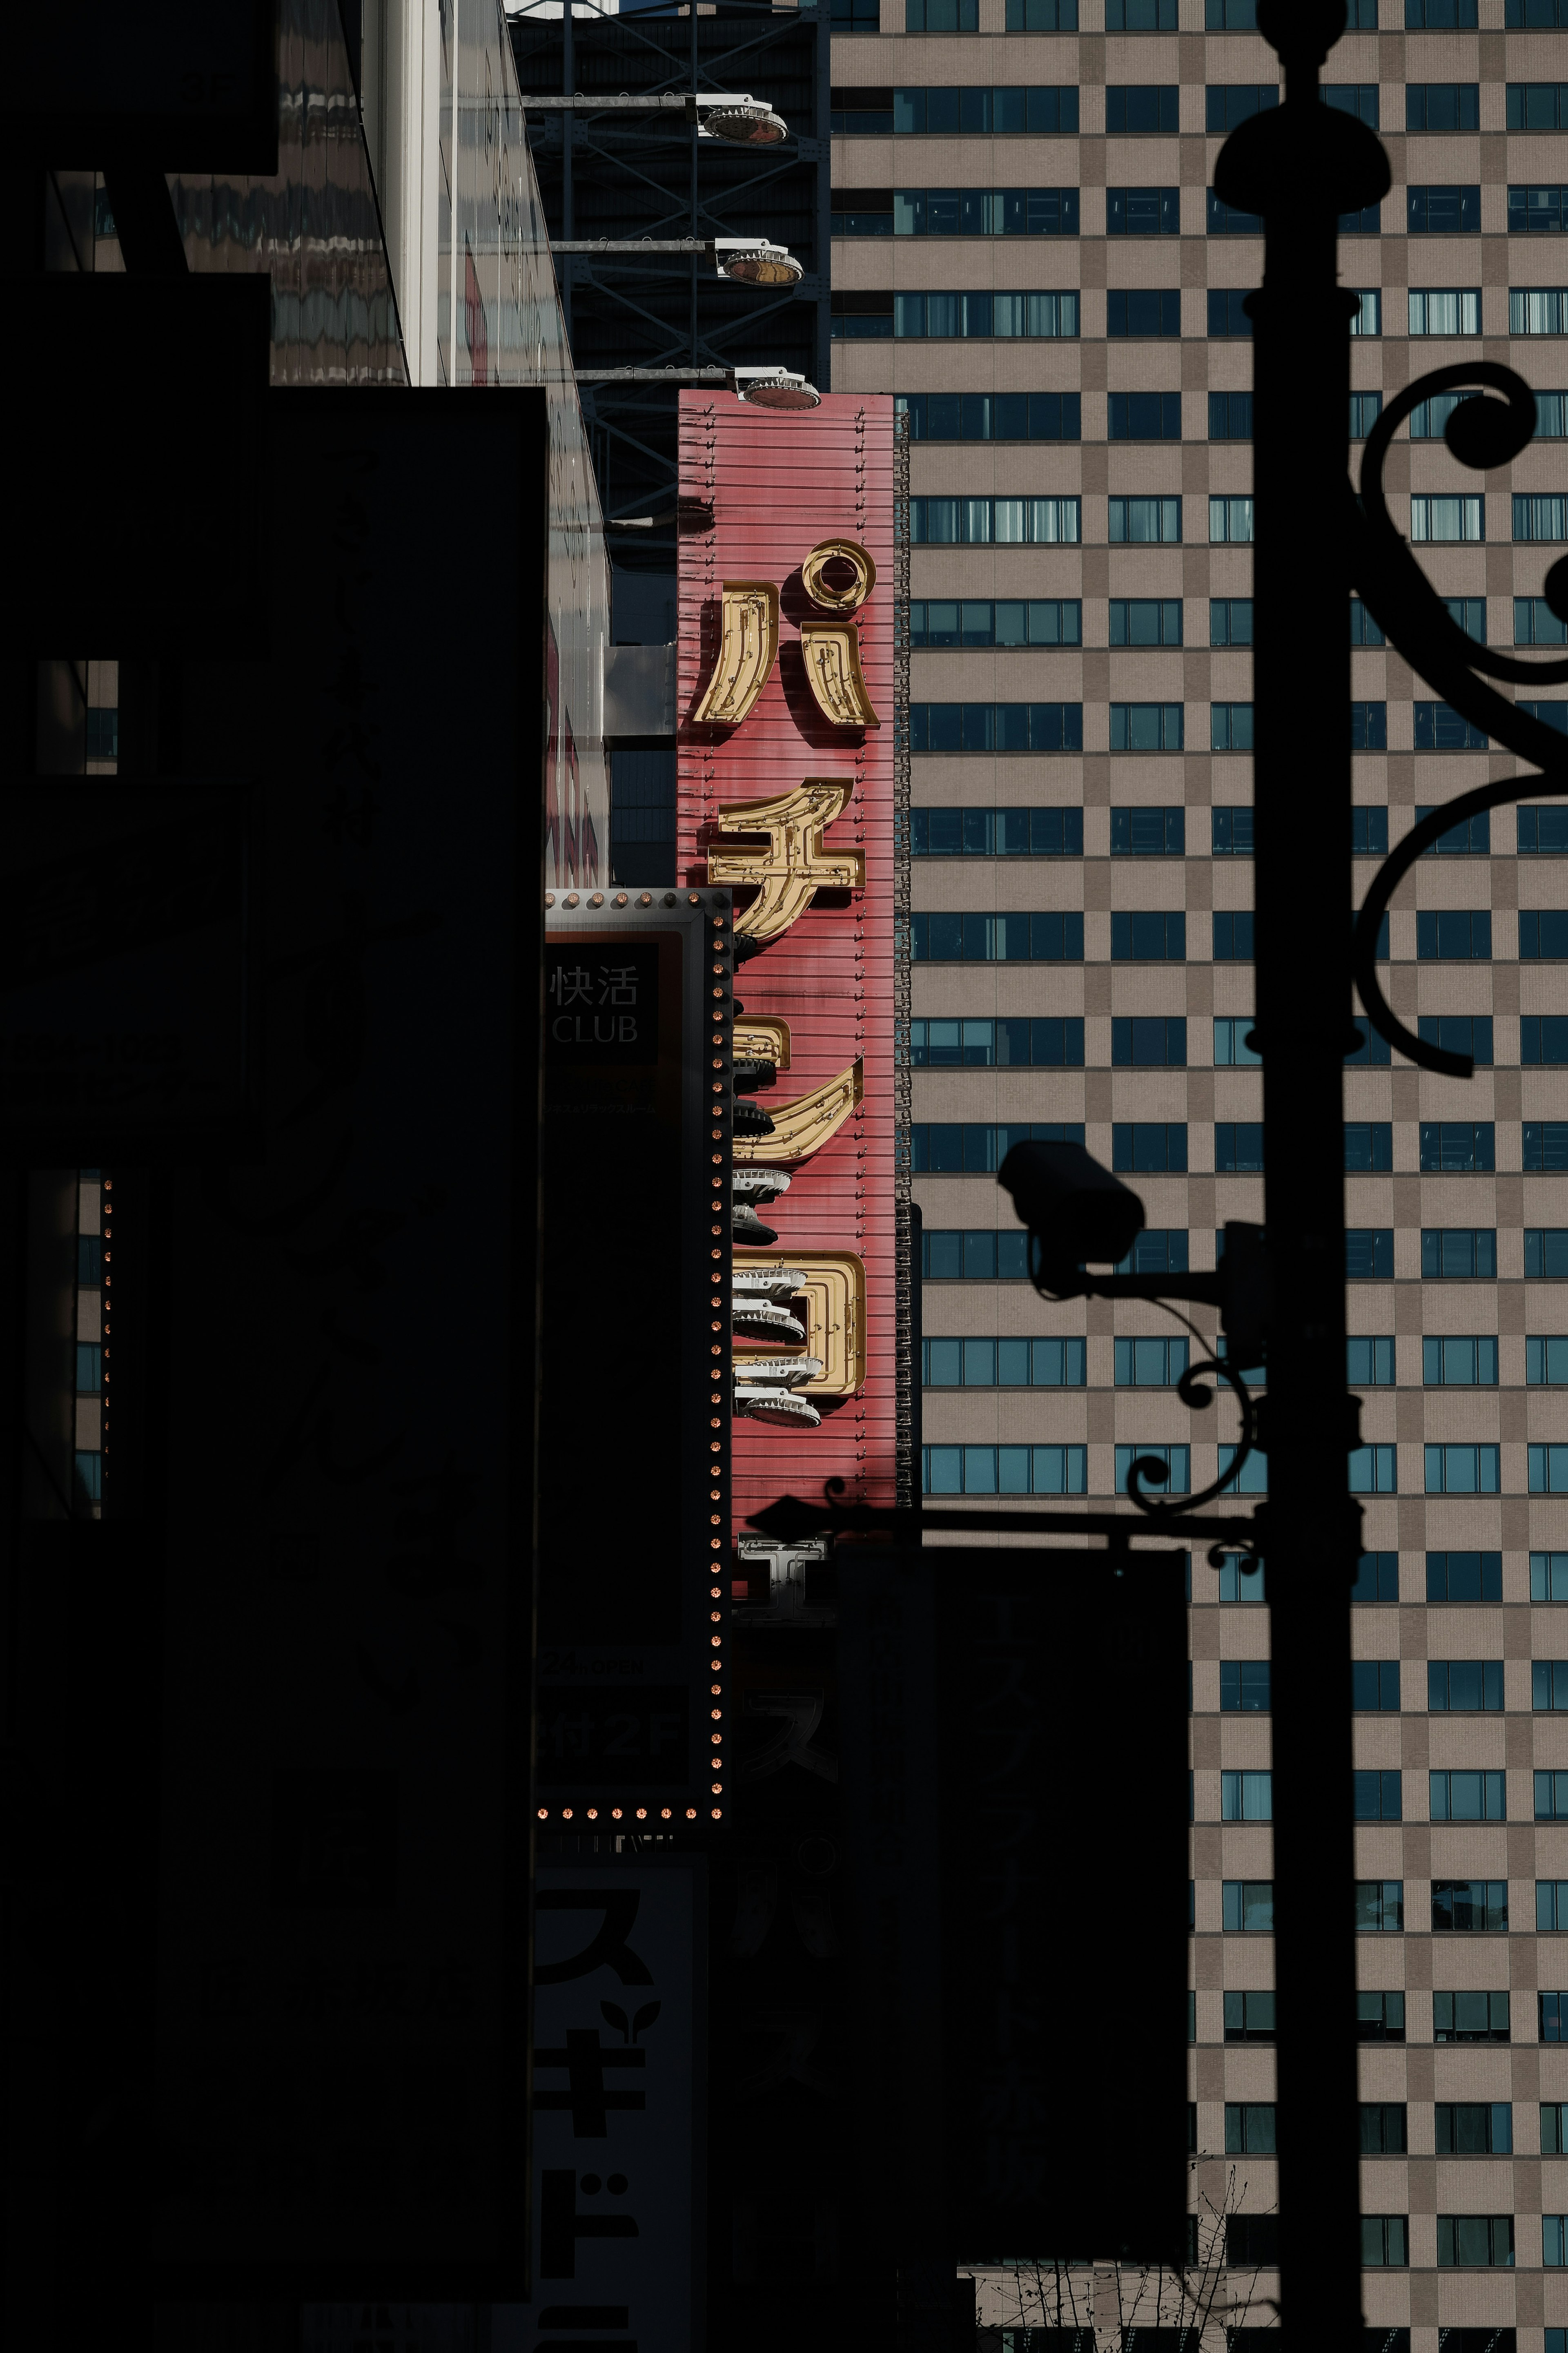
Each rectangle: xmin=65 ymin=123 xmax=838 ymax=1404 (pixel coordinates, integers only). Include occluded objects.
xmin=832 ymin=1 xmax=1568 ymax=2342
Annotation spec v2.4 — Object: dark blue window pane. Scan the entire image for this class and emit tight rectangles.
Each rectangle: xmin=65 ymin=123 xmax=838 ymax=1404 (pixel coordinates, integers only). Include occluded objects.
xmin=1212 ymin=911 xmax=1255 ymax=960
xmin=1347 ymin=1229 xmax=1394 ymax=1278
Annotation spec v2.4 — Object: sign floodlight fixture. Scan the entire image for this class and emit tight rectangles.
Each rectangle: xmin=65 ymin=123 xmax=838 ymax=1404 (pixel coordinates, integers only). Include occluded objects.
xmin=550 ymin=236 xmax=802 ymax=287
xmin=520 ymin=90 xmax=788 ymax=145
xmin=714 ymin=238 xmax=802 ymax=287
xmin=572 ymin=364 xmax=821 ymax=408
xmin=730 ymin=366 xmax=820 ymax=410
xmin=699 ymin=95 xmax=789 ymax=146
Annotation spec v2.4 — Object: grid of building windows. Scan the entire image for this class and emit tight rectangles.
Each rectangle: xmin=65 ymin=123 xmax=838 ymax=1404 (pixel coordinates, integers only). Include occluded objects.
xmin=863 ymin=0 xmax=1568 ymax=2310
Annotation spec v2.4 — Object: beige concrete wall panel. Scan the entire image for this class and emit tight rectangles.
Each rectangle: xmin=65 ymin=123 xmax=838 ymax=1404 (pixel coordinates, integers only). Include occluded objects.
xmin=1515 ymin=1175 xmax=1568 ymax=1223
xmin=991 ymin=967 xmax=1086 ymax=1016
xmin=1355 ymin=758 xmax=1393 ymax=808
xmin=1423 ymin=1608 xmax=1506 ymax=1671
xmin=921 ymin=1394 xmax=1087 ymax=1444
xmin=1406 ymin=133 xmax=1484 ymax=186
xmin=1359 ymin=2157 xmax=1411 ymax=2224
xmin=913 ymin=1073 xmax=1087 ymax=1124
xmin=1217 ymin=1947 xmax=1277 ymax=2016
xmin=1354 ymin=1703 xmax=1406 ymax=1771
xmin=1346 ymin=1068 xmax=1399 ymax=1121
xmin=1100 ymin=1175 xmax=1188 ymax=1236
xmin=1100 ymin=852 xmax=1187 ymax=909
xmin=1403 ymin=549 xmax=1489 ymax=604
xmin=1203 ymin=445 xmax=1252 ymax=498
xmin=910 ymin=541 xmax=1083 ymax=587
xmin=1209 ymin=1171 xmax=1263 ymax=1214
xmin=829 ymin=348 xmax=901 ymax=397
xmin=913 ymin=1176 xmax=1023 ymax=1226
xmin=911 ymin=862 xmax=1013 ymax=912
xmin=1415 ymin=1169 xmax=1501 ymax=1228
xmin=1421 ymin=1288 xmax=1501 ymax=1345
xmin=1104 ymin=349 xmax=1184 ymax=395
xmin=921 ymin=1287 xmax=1015 ymax=1338
xmin=1362 ymin=1394 xmax=1401 ymax=1448
xmin=1346 ymin=1173 xmax=1399 ymax=1222
xmin=1415 ymin=1079 xmax=1498 ymax=1131
xmin=1218 ymin=1824 xmax=1273 ymax=1881
xmin=1414 ymin=968 xmax=1499 ymax=1017
xmin=911 ymin=651 xmax=1085 ymax=696
xmin=828 ymin=146 xmax=894 ymax=191
xmin=1520 ymin=968 xmax=1568 ymax=1017
xmin=1103 ymin=445 xmax=1185 ymax=495
xmin=1206 ymin=548 xmax=1253 ymax=598
xmin=1105 ymin=651 xmax=1185 ymax=696
xmin=1221 ymin=2045 xmax=1277 ymax=2105
xmin=1213 ymin=1079 xmax=1265 ymax=1128
xmin=1404 ymin=831 xmax=1499 ymax=901
xmin=1102 ymin=36 xmax=1181 ymax=76
xmin=1105 ymin=550 xmax=1187 ymax=602
xmin=1204 ymin=245 xmax=1265 ymax=292
xmin=1421 ymin=1394 xmax=1503 ymax=1452
xmin=982 ymin=1287 xmax=1085 ymax=1339
xmin=1116 ymin=1398 xmax=1205 ymax=1451
xmin=1352 ymin=1844 xmax=1407 ymax=1935
xmin=1106 ymin=1072 xmax=1188 ymax=1123
xmin=1211 ymin=1617 xmax=1269 ymax=1679
xmin=1421 ymin=1511 xmax=1508 ymax=1566
xmin=1207 ymin=859 xmax=1258 ymax=916
xmin=1096 ymin=246 xmax=1183 ymax=301
xmin=909 ymin=863 xmax=1084 ymax=913
xmin=870 ymin=134 xmax=1086 ymax=178
xmin=909 ymin=971 xmax=1004 ymax=1021
xmin=1359 ymin=2053 xmax=1408 ymax=2121
xmin=1523 ymin=1074 xmax=1568 ymax=1120
xmin=1354 ymin=1284 xmax=1400 ymax=1343
xmin=1510 ymin=443 xmax=1568 ymax=502
xmin=910 ymin=756 xmax=1087 ymax=803
xmin=827 ymin=245 xmax=904 ymax=292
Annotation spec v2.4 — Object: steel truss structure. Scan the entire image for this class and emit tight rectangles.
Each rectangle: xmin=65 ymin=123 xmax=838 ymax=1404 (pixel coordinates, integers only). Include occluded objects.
xmin=509 ymin=0 xmax=829 ymax=544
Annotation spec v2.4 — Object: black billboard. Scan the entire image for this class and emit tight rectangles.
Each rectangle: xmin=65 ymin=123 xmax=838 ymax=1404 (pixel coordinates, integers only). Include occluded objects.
xmin=538 ymin=892 xmax=732 ymax=1824
xmin=838 ymin=1545 xmax=1189 ymax=2283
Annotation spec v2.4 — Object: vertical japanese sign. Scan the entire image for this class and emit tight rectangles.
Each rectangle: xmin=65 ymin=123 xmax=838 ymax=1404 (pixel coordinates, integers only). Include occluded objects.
xmin=675 ymin=394 xmax=898 ymax=1537
xmin=538 ymin=894 xmax=732 ymax=1824
xmin=506 ymin=1859 xmax=705 ymax=2353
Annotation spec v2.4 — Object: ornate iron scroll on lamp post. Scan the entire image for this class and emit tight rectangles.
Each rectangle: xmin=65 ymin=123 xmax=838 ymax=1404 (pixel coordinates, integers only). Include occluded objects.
xmin=1216 ymin=5 xmax=1568 ymax=2337
xmin=751 ymin=0 xmax=1568 ymax=2329
xmin=1081 ymin=0 xmax=1568 ymax=2326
